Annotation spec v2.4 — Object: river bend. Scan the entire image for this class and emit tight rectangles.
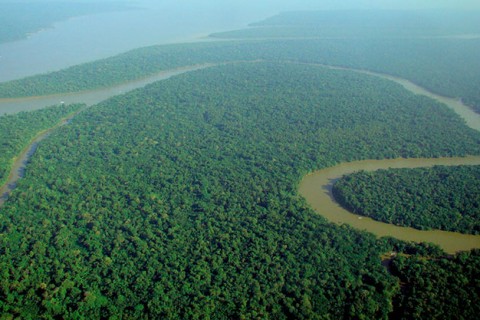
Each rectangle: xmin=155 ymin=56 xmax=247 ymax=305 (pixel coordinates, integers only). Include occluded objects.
xmin=297 ymin=64 xmax=480 ymax=254
xmin=299 ymin=157 xmax=480 ymax=254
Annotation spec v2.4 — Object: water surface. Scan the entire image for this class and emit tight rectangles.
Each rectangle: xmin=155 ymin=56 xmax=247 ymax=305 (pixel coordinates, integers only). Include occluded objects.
xmin=0 ymin=0 xmax=274 ymax=82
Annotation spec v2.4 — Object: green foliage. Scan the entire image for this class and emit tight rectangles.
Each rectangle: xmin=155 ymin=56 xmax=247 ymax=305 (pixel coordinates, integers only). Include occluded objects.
xmin=390 ymin=249 xmax=480 ymax=319
xmin=0 ymin=104 xmax=84 ymax=185
xmin=0 ymin=62 xmax=479 ymax=318
xmin=1 ymin=38 xmax=479 ymax=114
xmin=333 ymin=165 xmax=480 ymax=234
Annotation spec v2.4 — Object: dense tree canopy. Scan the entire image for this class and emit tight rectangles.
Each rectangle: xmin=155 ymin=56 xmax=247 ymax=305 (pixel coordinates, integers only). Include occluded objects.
xmin=390 ymin=249 xmax=480 ymax=320
xmin=0 ymin=62 xmax=479 ymax=318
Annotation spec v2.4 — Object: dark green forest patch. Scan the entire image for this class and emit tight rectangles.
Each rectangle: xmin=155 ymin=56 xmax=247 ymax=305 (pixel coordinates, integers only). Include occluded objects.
xmin=390 ymin=249 xmax=480 ymax=319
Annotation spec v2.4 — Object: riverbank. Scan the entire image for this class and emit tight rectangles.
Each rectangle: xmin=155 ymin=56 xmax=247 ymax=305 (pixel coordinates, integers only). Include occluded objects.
xmin=302 ymin=62 xmax=480 ymax=130
xmin=0 ymin=0 xmax=271 ymax=83
xmin=0 ymin=64 xmax=220 ymax=204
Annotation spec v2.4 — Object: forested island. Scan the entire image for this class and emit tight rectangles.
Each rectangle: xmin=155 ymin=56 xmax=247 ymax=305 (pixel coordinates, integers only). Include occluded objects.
xmin=211 ymin=10 xmax=480 ymax=39
xmin=1 ymin=39 xmax=479 ymax=114
xmin=0 ymin=8 xmax=479 ymax=319
xmin=332 ymin=165 xmax=480 ymax=234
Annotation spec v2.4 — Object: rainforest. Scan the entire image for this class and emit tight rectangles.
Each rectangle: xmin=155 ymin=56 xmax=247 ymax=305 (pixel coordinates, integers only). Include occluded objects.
xmin=0 ymin=3 xmax=479 ymax=319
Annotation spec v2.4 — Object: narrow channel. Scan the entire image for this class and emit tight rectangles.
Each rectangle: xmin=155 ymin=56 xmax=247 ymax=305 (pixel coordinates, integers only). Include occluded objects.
xmin=0 ymin=136 xmax=46 ymax=206
xmin=0 ymin=64 xmax=216 ymax=205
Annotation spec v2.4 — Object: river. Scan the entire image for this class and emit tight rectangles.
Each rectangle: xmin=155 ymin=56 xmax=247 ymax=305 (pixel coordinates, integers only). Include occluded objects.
xmin=0 ymin=63 xmax=219 ymax=202
xmin=318 ymin=64 xmax=480 ymax=130
xmin=0 ymin=64 xmax=213 ymax=115
xmin=0 ymin=135 xmax=46 ymax=206
xmin=297 ymin=65 xmax=480 ymax=254
xmin=0 ymin=0 xmax=277 ymax=83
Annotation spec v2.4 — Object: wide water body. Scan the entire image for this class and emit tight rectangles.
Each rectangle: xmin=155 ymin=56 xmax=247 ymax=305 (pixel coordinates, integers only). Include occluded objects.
xmin=0 ymin=0 xmax=276 ymax=82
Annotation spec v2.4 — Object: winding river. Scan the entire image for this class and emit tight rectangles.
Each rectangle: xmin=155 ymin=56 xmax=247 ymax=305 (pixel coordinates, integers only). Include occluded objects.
xmin=0 ymin=64 xmax=218 ymax=206
xmin=0 ymin=61 xmax=479 ymax=253
xmin=298 ymin=65 xmax=480 ymax=254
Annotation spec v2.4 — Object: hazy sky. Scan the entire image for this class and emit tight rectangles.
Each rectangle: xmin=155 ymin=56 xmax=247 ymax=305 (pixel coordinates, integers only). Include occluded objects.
xmin=135 ymin=0 xmax=480 ymax=11
xmin=215 ymin=0 xmax=480 ymax=10
xmin=276 ymin=0 xmax=480 ymax=10
xmin=2 ymin=0 xmax=479 ymax=10
xmin=131 ymin=0 xmax=480 ymax=25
